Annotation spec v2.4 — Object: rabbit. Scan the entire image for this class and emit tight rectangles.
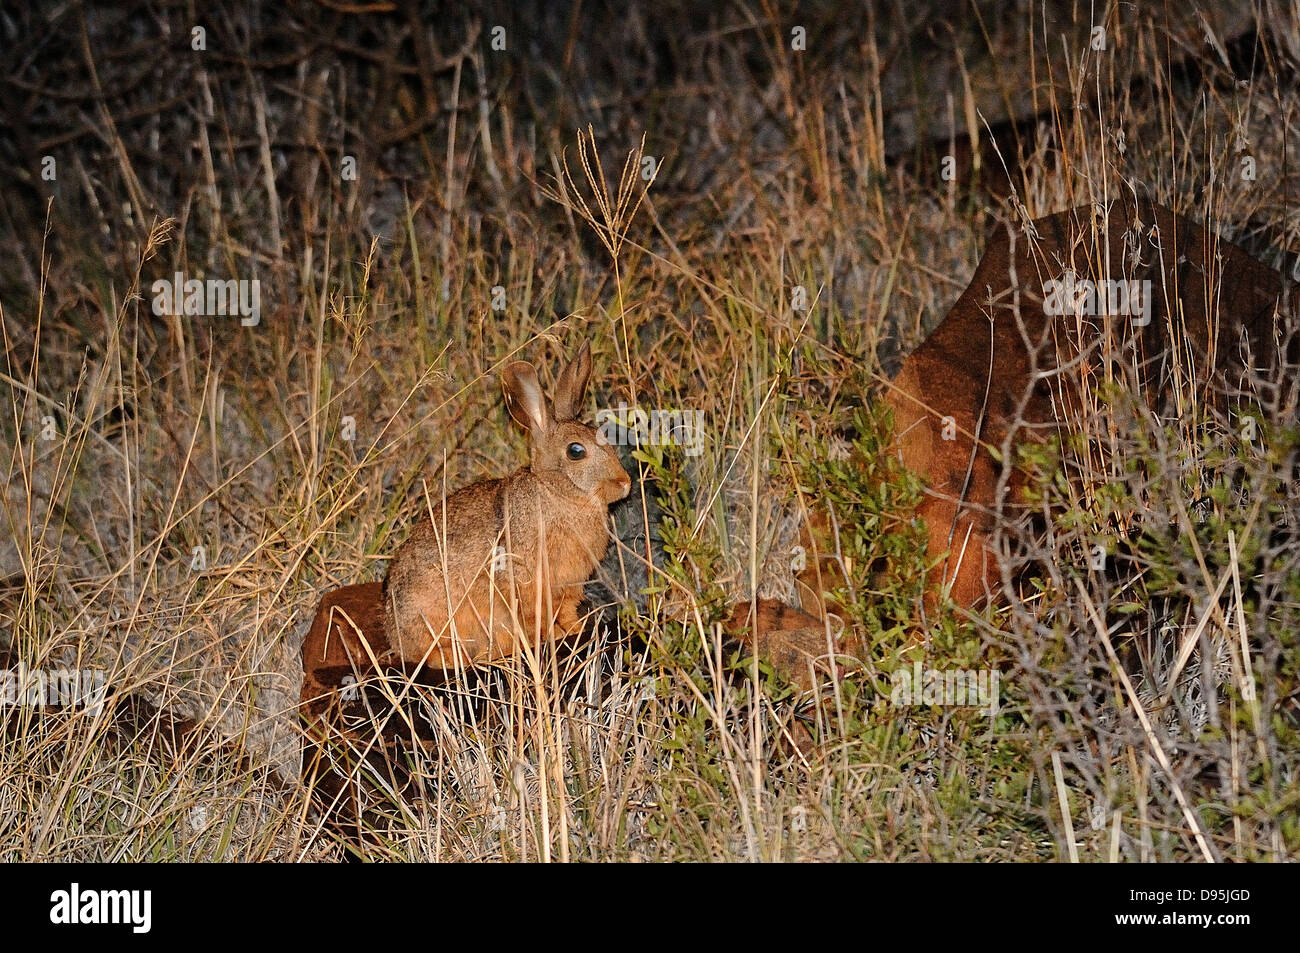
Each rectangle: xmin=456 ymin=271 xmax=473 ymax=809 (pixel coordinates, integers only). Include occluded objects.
xmin=381 ymin=341 xmax=632 ymax=670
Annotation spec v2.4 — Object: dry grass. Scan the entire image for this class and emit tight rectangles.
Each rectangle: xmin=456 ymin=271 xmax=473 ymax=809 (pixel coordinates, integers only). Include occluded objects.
xmin=1 ymin=0 xmax=1297 ymax=861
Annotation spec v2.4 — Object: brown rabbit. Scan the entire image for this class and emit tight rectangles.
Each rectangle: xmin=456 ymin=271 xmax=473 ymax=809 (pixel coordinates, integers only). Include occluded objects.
xmin=381 ymin=341 xmax=631 ymax=669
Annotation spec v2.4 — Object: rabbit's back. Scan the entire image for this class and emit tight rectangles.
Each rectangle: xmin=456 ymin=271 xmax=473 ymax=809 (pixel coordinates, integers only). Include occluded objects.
xmin=382 ymin=468 xmax=614 ymax=666
xmin=382 ymin=475 xmax=513 ymax=664
xmin=393 ymin=477 xmax=510 ymax=574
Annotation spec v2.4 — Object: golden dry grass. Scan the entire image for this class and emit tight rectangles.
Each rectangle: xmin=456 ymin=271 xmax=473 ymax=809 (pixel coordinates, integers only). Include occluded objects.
xmin=1 ymin=1 xmax=1297 ymax=861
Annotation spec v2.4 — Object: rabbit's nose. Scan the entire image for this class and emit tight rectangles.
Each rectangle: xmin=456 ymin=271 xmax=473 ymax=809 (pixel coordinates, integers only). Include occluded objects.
xmin=615 ymin=473 xmax=631 ymax=499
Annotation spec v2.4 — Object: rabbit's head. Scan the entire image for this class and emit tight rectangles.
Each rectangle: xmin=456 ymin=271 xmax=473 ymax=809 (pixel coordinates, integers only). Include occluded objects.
xmin=502 ymin=341 xmax=631 ymax=505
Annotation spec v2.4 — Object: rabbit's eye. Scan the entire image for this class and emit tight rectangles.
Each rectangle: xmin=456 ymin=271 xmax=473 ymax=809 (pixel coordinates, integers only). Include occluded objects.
xmin=566 ymin=442 xmax=587 ymax=461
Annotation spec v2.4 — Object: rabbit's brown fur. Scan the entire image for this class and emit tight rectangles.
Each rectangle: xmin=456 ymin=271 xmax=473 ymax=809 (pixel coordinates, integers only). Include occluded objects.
xmin=381 ymin=341 xmax=631 ymax=668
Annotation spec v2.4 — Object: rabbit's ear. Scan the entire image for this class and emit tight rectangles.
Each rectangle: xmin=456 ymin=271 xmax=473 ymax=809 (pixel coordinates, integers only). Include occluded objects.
xmin=551 ymin=340 xmax=592 ymax=421
xmin=502 ymin=362 xmax=551 ymax=437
